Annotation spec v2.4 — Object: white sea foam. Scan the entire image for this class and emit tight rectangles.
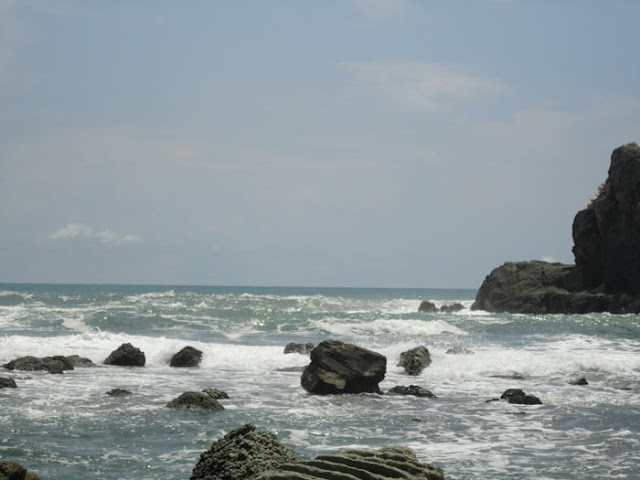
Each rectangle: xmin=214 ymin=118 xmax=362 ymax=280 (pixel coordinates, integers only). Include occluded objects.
xmin=313 ymin=317 xmax=468 ymax=339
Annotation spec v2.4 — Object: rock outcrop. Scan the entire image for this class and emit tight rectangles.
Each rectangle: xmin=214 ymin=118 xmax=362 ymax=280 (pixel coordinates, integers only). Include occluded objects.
xmin=418 ymin=301 xmax=438 ymax=313
xmin=105 ymin=388 xmax=132 ymax=396
xmin=190 ymin=424 xmax=300 ymax=480
xmin=472 ymin=143 xmax=640 ymax=314
xmin=104 ymin=343 xmax=145 ymax=367
xmin=300 ymin=340 xmax=386 ymax=395
xmin=500 ymin=388 xmax=542 ymax=405
xmin=3 ymin=355 xmax=76 ymax=374
xmin=259 ymin=446 xmax=444 ymax=480
xmin=170 ymin=346 xmax=203 ymax=367
xmin=397 ymin=346 xmax=431 ymax=376
xmin=190 ymin=424 xmax=445 ymax=480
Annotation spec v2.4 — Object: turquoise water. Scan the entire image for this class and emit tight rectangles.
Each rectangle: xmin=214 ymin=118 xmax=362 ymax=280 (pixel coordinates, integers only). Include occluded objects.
xmin=1 ymin=284 xmax=640 ymax=479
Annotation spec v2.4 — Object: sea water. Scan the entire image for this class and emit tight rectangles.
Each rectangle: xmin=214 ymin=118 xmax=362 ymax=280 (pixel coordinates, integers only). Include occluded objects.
xmin=1 ymin=284 xmax=639 ymax=479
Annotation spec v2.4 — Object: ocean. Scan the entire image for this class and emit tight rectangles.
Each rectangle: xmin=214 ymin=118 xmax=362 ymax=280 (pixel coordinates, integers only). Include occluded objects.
xmin=1 ymin=283 xmax=639 ymax=479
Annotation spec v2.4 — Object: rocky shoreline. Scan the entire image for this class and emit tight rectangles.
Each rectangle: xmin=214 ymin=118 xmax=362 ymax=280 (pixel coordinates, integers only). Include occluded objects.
xmin=2 ymin=338 xmax=560 ymax=478
xmin=472 ymin=143 xmax=640 ymax=314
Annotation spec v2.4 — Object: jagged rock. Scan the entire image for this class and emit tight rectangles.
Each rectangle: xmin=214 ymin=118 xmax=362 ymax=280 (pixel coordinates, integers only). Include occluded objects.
xmin=445 ymin=347 xmax=474 ymax=355
xmin=0 ymin=377 xmax=17 ymax=388
xmin=202 ymin=387 xmax=229 ymax=399
xmin=398 ymin=346 xmax=431 ymax=376
xmin=105 ymin=388 xmax=132 ymax=396
xmin=3 ymin=355 xmax=74 ymax=374
xmin=500 ymin=388 xmax=542 ymax=405
xmin=190 ymin=424 xmax=300 ymax=480
xmin=104 ymin=343 xmax=145 ymax=367
xmin=170 ymin=346 xmax=203 ymax=367
xmin=0 ymin=461 xmax=40 ymax=480
xmin=440 ymin=303 xmax=464 ymax=313
xmin=166 ymin=391 xmax=224 ymax=411
xmin=388 ymin=385 xmax=436 ymax=398
xmin=301 ymin=340 xmax=386 ymax=395
xmin=259 ymin=445 xmax=444 ymax=480
xmin=418 ymin=301 xmax=438 ymax=313
xmin=284 ymin=342 xmax=314 ymax=355
xmin=473 ymin=143 xmax=640 ymax=314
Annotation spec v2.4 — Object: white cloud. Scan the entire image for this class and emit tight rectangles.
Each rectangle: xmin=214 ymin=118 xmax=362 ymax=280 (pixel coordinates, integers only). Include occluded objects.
xmin=51 ymin=223 xmax=142 ymax=246
xmin=352 ymin=0 xmax=409 ymax=21
xmin=340 ymin=60 xmax=505 ymax=109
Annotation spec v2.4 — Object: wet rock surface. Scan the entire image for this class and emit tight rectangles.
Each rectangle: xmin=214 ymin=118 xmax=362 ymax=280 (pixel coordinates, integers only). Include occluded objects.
xmin=104 ymin=343 xmax=146 ymax=367
xmin=388 ymin=385 xmax=436 ymax=398
xmin=398 ymin=346 xmax=431 ymax=376
xmin=166 ymin=391 xmax=225 ymax=411
xmin=170 ymin=346 xmax=203 ymax=367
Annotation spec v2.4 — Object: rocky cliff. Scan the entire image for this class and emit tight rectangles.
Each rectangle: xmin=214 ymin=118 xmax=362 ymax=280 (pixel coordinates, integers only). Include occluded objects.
xmin=473 ymin=143 xmax=640 ymax=314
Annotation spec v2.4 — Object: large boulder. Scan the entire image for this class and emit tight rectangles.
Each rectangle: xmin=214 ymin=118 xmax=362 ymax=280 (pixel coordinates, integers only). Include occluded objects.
xmin=104 ymin=343 xmax=145 ymax=367
xmin=0 ymin=461 xmax=40 ymax=480
xmin=170 ymin=346 xmax=203 ymax=367
xmin=418 ymin=301 xmax=438 ymax=313
xmin=190 ymin=424 xmax=300 ymax=480
xmin=259 ymin=445 xmax=444 ymax=480
xmin=472 ymin=143 xmax=640 ymax=314
xmin=300 ymin=340 xmax=386 ymax=395
xmin=398 ymin=346 xmax=431 ymax=376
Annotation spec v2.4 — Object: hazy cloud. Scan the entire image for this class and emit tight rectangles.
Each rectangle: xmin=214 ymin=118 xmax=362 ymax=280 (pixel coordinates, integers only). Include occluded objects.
xmin=340 ymin=60 xmax=505 ymax=109
xmin=51 ymin=223 xmax=143 ymax=246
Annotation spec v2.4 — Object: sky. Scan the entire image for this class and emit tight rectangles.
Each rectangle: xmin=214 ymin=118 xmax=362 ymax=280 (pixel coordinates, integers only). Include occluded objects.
xmin=1 ymin=0 xmax=640 ymax=288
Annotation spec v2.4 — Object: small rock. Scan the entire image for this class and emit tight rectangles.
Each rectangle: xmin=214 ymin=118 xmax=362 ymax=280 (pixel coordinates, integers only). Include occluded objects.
xmin=387 ymin=385 xmax=436 ymax=398
xmin=569 ymin=377 xmax=589 ymax=386
xmin=104 ymin=343 xmax=145 ymax=367
xmin=283 ymin=342 xmax=314 ymax=355
xmin=445 ymin=347 xmax=474 ymax=355
xmin=166 ymin=391 xmax=224 ymax=411
xmin=106 ymin=388 xmax=132 ymax=396
xmin=3 ymin=355 xmax=74 ymax=374
xmin=418 ymin=301 xmax=438 ymax=313
xmin=398 ymin=346 xmax=431 ymax=375
xmin=0 ymin=376 xmax=17 ymax=388
xmin=500 ymin=388 xmax=542 ymax=405
xmin=170 ymin=346 xmax=203 ymax=367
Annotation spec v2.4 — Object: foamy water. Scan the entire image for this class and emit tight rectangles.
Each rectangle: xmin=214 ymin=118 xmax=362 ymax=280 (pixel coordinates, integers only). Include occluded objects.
xmin=1 ymin=284 xmax=640 ymax=479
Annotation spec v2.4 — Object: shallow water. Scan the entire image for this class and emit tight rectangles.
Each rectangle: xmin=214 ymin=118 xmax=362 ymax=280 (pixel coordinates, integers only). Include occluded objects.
xmin=1 ymin=284 xmax=639 ymax=479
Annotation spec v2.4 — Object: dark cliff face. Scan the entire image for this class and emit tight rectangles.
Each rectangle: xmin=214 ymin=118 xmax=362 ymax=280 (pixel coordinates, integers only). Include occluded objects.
xmin=573 ymin=143 xmax=640 ymax=294
xmin=473 ymin=143 xmax=640 ymax=314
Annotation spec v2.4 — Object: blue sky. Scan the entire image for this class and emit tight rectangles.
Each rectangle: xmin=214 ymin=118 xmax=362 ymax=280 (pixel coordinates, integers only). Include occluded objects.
xmin=1 ymin=0 xmax=639 ymax=288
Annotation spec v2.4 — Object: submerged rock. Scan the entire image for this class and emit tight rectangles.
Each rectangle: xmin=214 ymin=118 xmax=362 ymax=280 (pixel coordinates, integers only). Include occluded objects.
xmin=259 ymin=445 xmax=444 ymax=480
xmin=388 ymin=385 xmax=436 ymax=398
xmin=398 ymin=346 xmax=431 ymax=376
xmin=170 ymin=346 xmax=203 ymax=367
xmin=104 ymin=343 xmax=145 ymax=367
xmin=418 ymin=300 xmax=438 ymax=313
xmin=105 ymin=388 xmax=132 ymax=397
xmin=0 ymin=461 xmax=40 ymax=480
xmin=500 ymin=388 xmax=542 ymax=405
xmin=190 ymin=423 xmax=300 ymax=480
xmin=166 ymin=391 xmax=224 ymax=411
xmin=568 ymin=377 xmax=589 ymax=386
xmin=300 ymin=340 xmax=386 ymax=395
xmin=284 ymin=342 xmax=314 ymax=355
xmin=445 ymin=347 xmax=474 ymax=355
xmin=472 ymin=143 xmax=640 ymax=314
xmin=0 ymin=376 xmax=17 ymax=388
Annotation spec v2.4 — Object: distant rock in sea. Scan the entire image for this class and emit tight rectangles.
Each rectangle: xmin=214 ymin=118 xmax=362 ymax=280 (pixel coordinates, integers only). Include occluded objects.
xmin=166 ymin=391 xmax=225 ymax=412
xmin=397 ymin=346 xmax=431 ymax=376
xmin=170 ymin=346 xmax=203 ymax=367
xmin=0 ymin=376 xmax=17 ymax=388
xmin=283 ymin=342 xmax=314 ymax=355
xmin=473 ymin=143 xmax=640 ymax=314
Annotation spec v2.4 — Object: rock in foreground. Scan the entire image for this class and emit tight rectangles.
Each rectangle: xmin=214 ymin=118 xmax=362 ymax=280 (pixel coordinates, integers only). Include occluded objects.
xmin=0 ymin=461 xmax=40 ymax=480
xmin=259 ymin=446 xmax=444 ymax=480
xmin=190 ymin=424 xmax=300 ymax=480
xmin=301 ymin=340 xmax=386 ymax=395
xmin=472 ymin=143 xmax=640 ymax=314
